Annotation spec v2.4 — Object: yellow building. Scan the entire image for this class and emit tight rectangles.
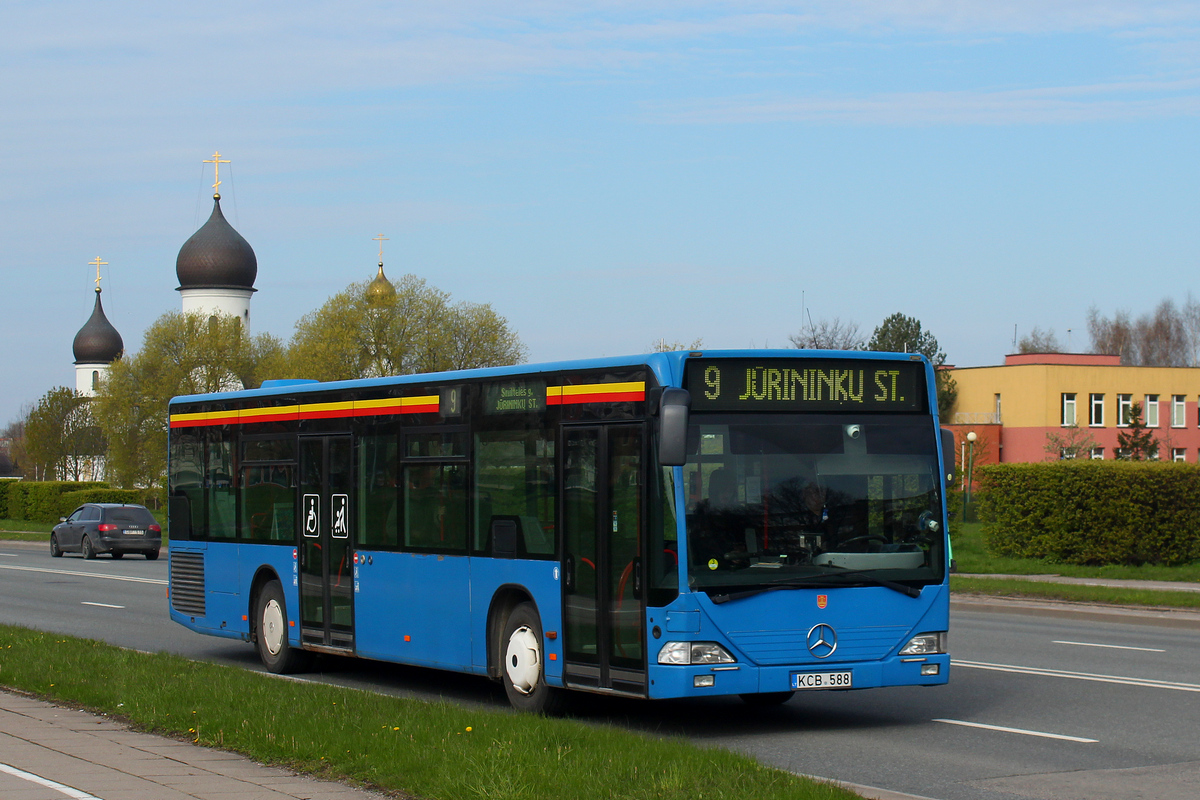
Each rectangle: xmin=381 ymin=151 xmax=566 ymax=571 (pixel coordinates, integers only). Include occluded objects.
xmin=947 ymin=353 xmax=1200 ymax=463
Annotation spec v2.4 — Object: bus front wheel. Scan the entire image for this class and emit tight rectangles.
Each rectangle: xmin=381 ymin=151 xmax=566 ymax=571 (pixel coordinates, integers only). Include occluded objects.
xmin=254 ymin=580 xmax=310 ymax=674
xmin=501 ymin=602 xmax=566 ymax=715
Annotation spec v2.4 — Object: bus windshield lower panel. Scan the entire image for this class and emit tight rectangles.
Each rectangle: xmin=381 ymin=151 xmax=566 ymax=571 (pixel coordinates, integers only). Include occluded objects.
xmin=684 ymin=413 xmax=944 ymax=593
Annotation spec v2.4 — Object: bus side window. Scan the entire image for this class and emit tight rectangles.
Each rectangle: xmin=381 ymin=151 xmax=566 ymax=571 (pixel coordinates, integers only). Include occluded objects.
xmin=404 ymin=463 xmax=467 ymax=554
xmin=473 ymin=429 xmax=556 ymax=558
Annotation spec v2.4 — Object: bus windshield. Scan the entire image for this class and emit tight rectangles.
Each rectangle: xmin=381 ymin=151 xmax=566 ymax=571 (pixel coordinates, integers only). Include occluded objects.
xmin=683 ymin=413 xmax=945 ymax=593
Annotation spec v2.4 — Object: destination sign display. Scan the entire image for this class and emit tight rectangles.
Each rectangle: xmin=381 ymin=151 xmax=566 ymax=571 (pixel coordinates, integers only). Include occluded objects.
xmin=684 ymin=358 xmax=927 ymax=412
xmin=483 ymin=380 xmax=546 ymax=414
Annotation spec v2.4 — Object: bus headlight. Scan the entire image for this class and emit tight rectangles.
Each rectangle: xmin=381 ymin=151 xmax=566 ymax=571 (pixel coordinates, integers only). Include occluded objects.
xmin=899 ymin=632 xmax=946 ymax=656
xmin=657 ymin=641 xmax=737 ymax=665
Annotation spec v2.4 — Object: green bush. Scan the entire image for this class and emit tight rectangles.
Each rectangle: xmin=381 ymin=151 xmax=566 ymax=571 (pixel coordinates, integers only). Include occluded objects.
xmin=4 ymin=481 xmax=109 ymax=523
xmin=978 ymin=462 xmax=1200 ymax=566
xmin=59 ymin=488 xmax=143 ymax=519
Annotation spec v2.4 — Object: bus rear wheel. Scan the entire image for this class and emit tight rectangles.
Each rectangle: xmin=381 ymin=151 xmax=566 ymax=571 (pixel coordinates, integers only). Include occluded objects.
xmin=254 ymin=580 xmax=311 ymax=674
xmin=501 ymin=602 xmax=566 ymax=715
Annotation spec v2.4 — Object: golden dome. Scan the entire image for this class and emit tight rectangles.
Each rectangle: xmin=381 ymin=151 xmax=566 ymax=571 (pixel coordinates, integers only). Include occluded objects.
xmin=366 ymin=262 xmax=396 ymax=305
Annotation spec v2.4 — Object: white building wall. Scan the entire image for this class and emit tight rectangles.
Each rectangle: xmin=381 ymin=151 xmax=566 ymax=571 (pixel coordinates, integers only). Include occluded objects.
xmin=180 ymin=287 xmax=253 ymax=327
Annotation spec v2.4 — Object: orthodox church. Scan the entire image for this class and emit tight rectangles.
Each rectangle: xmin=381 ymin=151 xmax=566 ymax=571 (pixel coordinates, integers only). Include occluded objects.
xmin=70 ymin=152 xmax=260 ymax=392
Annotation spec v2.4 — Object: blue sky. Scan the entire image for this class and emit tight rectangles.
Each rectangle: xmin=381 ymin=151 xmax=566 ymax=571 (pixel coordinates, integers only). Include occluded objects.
xmin=3 ymin=1 xmax=1200 ymax=425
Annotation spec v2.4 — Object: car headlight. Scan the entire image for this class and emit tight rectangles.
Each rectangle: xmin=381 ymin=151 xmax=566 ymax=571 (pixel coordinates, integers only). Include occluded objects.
xmin=657 ymin=641 xmax=737 ymax=665
xmin=899 ymin=632 xmax=946 ymax=656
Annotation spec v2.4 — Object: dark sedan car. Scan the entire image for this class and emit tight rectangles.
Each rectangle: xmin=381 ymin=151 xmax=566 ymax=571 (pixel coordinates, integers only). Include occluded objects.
xmin=50 ymin=503 xmax=161 ymax=560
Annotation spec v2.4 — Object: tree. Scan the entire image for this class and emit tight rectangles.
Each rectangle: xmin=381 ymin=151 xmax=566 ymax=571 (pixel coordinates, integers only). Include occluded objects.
xmin=788 ymin=318 xmax=864 ymax=350
xmin=23 ymin=387 xmax=106 ymax=481
xmin=649 ymin=337 xmax=703 ymax=353
xmin=284 ymin=274 xmax=525 ymax=381
xmin=93 ymin=312 xmax=284 ymax=488
xmin=1116 ymin=402 xmax=1159 ymax=461
xmin=866 ymin=313 xmax=957 ymax=418
xmin=1017 ymin=326 xmax=1061 ymax=354
xmin=1088 ymin=300 xmax=1190 ymax=367
xmin=1 ymin=416 xmax=27 ymax=477
xmin=1044 ymin=425 xmax=1098 ymax=461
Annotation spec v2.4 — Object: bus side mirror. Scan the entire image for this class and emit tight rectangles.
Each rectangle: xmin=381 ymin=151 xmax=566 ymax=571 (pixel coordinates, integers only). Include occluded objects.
xmin=658 ymin=388 xmax=691 ymax=467
xmin=940 ymin=428 xmax=956 ymax=485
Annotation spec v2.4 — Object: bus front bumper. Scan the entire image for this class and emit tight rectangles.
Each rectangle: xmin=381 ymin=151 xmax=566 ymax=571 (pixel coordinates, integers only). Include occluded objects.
xmin=648 ymin=653 xmax=950 ymax=699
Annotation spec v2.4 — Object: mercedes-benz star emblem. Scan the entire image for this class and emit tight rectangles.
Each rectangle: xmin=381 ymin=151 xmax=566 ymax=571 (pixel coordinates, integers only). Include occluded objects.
xmin=807 ymin=623 xmax=837 ymax=658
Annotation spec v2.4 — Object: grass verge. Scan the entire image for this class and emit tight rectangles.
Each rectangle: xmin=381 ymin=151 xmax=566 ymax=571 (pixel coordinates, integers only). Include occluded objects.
xmin=0 ymin=624 xmax=859 ymax=800
xmin=951 ymin=576 xmax=1200 ymax=609
xmin=0 ymin=519 xmax=51 ymax=539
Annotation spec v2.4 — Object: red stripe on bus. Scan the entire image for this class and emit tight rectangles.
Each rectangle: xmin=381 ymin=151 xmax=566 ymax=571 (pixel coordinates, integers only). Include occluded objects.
xmin=548 ymin=390 xmax=644 ymax=405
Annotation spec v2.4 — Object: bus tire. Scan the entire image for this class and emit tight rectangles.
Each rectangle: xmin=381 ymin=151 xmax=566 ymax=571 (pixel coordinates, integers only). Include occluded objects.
xmin=739 ymin=691 xmax=794 ymax=706
xmin=501 ymin=602 xmax=566 ymax=715
xmin=254 ymin=580 xmax=310 ymax=674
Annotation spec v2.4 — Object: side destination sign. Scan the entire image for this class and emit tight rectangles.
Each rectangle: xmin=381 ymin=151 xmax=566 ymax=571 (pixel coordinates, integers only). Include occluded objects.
xmin=685 ymin=358 xmax=927 ymax=412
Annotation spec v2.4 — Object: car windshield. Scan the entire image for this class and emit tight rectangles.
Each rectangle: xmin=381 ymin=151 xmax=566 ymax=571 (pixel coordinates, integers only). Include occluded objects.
xmin=683 ymin=414 xmax=945 ymax=593
xmin=105 ymin=507 xmax=155 ymax=526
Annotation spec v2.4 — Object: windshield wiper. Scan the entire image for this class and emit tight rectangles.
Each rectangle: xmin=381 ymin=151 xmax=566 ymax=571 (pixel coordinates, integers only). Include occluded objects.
xmin=709 ymin=568 xmax=922 ymax=604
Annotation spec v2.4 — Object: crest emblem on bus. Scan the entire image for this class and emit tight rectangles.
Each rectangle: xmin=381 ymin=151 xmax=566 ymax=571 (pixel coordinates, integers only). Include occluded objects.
xmin=817 ymin=594 xmax=828 ymax=609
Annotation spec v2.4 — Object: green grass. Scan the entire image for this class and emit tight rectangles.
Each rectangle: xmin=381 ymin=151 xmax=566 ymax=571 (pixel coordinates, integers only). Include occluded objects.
xmin=953 ymin=522 xmax=1200 ymax=582
xmin=0 ymin=625 xmax=860 ymax=800
xmin=951 ymin=576 xmax=1200 ymax=609
xmin=0 ymin=519 xmax=53 ymax=536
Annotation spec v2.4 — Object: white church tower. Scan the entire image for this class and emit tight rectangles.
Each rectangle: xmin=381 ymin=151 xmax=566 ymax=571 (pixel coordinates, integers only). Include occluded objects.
xmin=175 ymin=152 xmax=257 ymax=325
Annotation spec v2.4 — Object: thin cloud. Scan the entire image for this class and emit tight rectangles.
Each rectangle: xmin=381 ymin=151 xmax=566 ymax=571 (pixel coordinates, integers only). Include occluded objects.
xmin=648 ymin=76 xmax=1200 ymax=125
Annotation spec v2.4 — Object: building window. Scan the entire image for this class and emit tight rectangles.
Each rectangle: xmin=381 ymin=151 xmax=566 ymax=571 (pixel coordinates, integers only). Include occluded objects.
xmin=1090 ymin=447 xmax=1104 ymax=460
xmin=1174 ymin=448 xmax=1187 ymax=462
xmin=1145 ymin=395 xmax=1159 ymax=427
xmin=1090 ymin=394 xmax=1104 ymax=427
xmin=1115 ymin=448 xmax=1131 ymax=460
xmin=1061 ymin=393 xmax=1076 ymax=427
xmin=1172 ymin=395 xmax=1186 ymax=427
xmin=994 ymin=394 xmax=1002 ymax=423
xmin=1117 ymin=394 xmax=1132 ymax=427
xmin=91 ymin=370 xmax=99 ymax=391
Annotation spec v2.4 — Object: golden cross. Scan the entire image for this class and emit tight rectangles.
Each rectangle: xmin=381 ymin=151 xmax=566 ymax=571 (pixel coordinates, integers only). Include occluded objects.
xmin=373 ymin=233 xmax=389 ymax=262
xmin=89 ymin=256 xmax=108 ymax=291
xmin=203 ymin=151 xmax=231 ymax=195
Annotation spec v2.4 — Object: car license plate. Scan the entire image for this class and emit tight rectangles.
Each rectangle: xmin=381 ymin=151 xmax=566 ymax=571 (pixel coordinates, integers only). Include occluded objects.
xmin=791 ymin=671 xmax=852 ymax=689
xmin=123 ymin=529 xmax=143 ymax=536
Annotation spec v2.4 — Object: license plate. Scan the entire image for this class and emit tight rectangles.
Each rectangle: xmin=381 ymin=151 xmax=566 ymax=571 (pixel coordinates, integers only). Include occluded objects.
xmin=123 ymin=529 xmax=143 ymax=536
xmin=791 ymin=671 xmax=852 ymax=689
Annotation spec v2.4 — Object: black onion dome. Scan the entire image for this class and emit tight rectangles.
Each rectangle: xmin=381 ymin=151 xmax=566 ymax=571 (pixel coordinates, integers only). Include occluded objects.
xmin=175 ymin=196 xmax=258 ymax=290
xmin=73 ymin=290 xmax=124 ymax=364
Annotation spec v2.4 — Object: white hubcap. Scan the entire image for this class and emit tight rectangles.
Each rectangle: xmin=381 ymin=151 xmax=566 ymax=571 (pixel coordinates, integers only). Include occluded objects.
xmin=262 ymin=599 xmax=285 ymax=656
xmin=505 ymin=625 xmax=541 ymax=694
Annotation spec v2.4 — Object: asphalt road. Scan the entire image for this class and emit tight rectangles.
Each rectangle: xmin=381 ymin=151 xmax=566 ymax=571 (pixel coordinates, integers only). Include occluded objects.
xmin=1 ymin=540 xmax=1198 ymax=800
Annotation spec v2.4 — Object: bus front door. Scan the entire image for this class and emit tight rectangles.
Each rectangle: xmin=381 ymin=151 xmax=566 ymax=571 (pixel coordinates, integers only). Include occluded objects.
xmin=562 ymin=425 xmax=645 ymax=695
xmin=298 ymin=435 xmax=355 ymax=652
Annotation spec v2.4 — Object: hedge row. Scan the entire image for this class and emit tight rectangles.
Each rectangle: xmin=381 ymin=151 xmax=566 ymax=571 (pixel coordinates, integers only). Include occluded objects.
xmin=1 ymin=482 xmax=164 ymax=523
xmin=977 ymin=461 xmax=1200 ymax=566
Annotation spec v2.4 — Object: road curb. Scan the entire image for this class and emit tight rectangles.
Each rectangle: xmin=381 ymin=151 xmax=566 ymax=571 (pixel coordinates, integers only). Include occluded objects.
xmin=951 ymin=594 xmax=1200 ymax=630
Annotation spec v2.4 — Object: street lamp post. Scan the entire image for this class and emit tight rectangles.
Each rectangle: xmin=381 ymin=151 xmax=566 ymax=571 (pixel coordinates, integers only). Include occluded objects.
xmin=963 ymin=431 xmax=977 ymax=521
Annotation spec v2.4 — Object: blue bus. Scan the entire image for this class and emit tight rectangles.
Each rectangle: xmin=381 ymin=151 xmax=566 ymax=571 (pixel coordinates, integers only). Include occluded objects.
xmin=167 ymin=350 xmax=952 ymax=712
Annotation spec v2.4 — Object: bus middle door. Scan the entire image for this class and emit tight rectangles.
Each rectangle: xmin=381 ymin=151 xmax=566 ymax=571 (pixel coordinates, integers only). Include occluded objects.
xmin=298 ymin=434 xmax=355 ymax=652
xmin=562 ymin=425 xmax=646 ymax=696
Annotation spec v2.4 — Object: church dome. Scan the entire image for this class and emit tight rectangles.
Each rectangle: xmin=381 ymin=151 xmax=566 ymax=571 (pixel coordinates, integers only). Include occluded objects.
xmin=72 ymin=289 xmax=124 ymax=364
xmin=176 ymin=195 xmax=258 ymax=291
xmin=365 ymin=262 xmax=396 ymax=305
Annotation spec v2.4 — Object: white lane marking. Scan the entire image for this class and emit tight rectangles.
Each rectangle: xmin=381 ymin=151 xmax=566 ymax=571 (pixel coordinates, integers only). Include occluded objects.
xmin=1053 ymin=640 xmax=1165 ymax=653
xmin=0 ymin=564 xmax=166 ymax=585
xmin=934 ymin=718 xmax=1098 ymax=743
xmin=0 ymin=762 xmax=104 ymax=799
xmin=0 ymin=553 xmax=19 ymax=557
xmin=956 ymin=659 xmax=1200 ymax=692
xmin=81 ymin=602 xmax=125 ymax=609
